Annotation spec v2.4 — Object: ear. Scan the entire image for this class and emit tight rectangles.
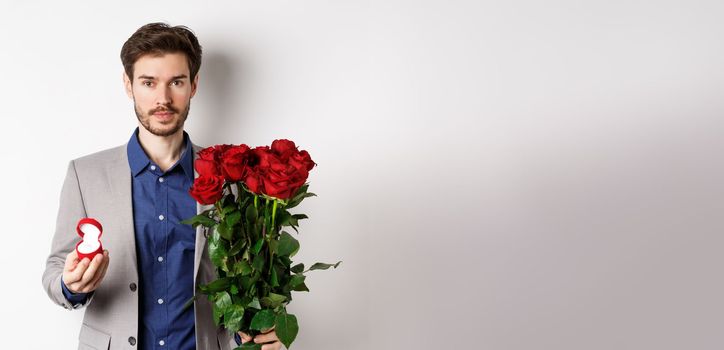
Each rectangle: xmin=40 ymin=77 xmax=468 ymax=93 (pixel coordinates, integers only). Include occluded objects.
xmin=190 ymin=73 xmax=200 ymax=98
xmin=123 ymin=71 xmax=133 ymax=98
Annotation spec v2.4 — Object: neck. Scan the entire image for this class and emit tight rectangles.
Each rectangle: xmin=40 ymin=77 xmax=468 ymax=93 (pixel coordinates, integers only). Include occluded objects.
xmin=136 ymin=124 xmax=186 ymax=172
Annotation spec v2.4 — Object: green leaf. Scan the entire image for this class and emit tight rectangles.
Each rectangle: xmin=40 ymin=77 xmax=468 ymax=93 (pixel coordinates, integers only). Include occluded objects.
xmin=204 ymin=278 xmax=231 ymax=293
xmin=217 ymin=222 xmax=233 ymax=241
xmin=308 ymin=261 xmax=342 ymax=271
xmin=248 ymin=297 xmax=261 ymax=309
xmin=240 ymin=273 xmax=259 ymax=290
xmin=285 ymin=184 xmax=312 ymax=209
xmin=213 ymin=291 xmax=232 ymax=325
xmin=182 ymin=294 xmax=198 ymax=311
xmin=224 ymin=304 xmax=245 ymax=333
xmin=293 ymin=282 xmax=310 ymax=292
xmin=222 ymin=204 xmax=237 ymax=215
xmin=234 ymin=260 xmax=252 ymax=276
xmin=235 ymin=343 xmax=262 ymax=350
xmin=208 ymin=228 xmax=229 ymax=267
xmin=249 ymin=309 xmax=276 ymax=331
xmin=245 ymin=204 xmax=258 ymax=223
xmin=290 ymin=263 xmax=304 ymax=274
xmin=294 ymin=183 xmax=309 ymax=197
xmin=230 ymin=284 xmax=238 ymax=295
xmin=274 ymin=210 xmax=288 ymax=226
xmin=260 ymin=293 xmax=287 ymax=308
xmin=287 ymin=192 xmax=317 ymax=209
xmin=291 ymin=214 xmax=308 ymax=220
xmin=229 ymin=239 xmax=246 ymax=256
xmin=275 ymin=313 xmax=299 ymax=349
xmin=252 ymin=254 xmax=265 ymax=272
xmin=288 ymin=274 xmax=306 ymax=289
xmin=180 ymin=214 xmax=217 ymax=228
xmin=251 ymin=238 xmax=264 ymax=254
xmin=226 ymin=210 xmax=242 ymax=228
xmin=277 ymin=231 xmax=300 ymax=257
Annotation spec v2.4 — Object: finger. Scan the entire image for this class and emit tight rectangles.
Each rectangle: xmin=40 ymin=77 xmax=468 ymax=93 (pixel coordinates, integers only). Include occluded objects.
xmin=66 ymin=257 xmax=90 ymax=284
xmin=238 ymin=331 xmax=253 ymax=343
xmin=78 ymin=254 xmax=104 ymax=288
xmin=64 ymin=250 xmax=79 ymax=270
xmin=87 ymin=251 xmax=110 ymax=290
xmin=261 ymin=342 xmax=282 ymax=350
xmin=254 ymin=330 xmax=279 ymax=344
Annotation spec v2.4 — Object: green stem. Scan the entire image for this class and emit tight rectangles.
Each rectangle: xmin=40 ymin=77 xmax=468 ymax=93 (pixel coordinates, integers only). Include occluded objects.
xmin=271 ymin=200 xmax=277 ymax=231
xmin=235 ymin=183 xmax=241 ymax=205
xmin=268 ymin=200 xmax=278 ymax=276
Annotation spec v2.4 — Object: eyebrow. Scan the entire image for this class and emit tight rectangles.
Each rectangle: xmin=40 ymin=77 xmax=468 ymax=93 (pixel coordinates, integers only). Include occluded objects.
xmin=137 ymin=74 xmax=189 ymax=81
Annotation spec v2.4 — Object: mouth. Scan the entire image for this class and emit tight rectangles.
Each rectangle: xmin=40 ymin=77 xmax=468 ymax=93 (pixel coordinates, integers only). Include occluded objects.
xmin=153 ymin=111 xmax=175 ymax=122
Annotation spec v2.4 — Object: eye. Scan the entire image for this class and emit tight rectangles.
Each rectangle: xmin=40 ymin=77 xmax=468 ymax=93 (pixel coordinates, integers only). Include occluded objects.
xmin=142 ymin=81 xmax=153 ymax=87
xmin=171 ymin=80 xmax=183 ymax=86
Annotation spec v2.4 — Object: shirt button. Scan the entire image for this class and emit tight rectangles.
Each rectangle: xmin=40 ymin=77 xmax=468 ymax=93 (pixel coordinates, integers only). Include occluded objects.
xmin=128 ymin=336 xmax=137 ymax=346
xmin=158 ymin=298 xmax=164 ymax=304
xmin=129 ymin=283 xmax=137 ymax=292
xmin=158 ymin=214 xmax=165 ymax=221
xmin=159 ymin=340 xmax=165 ymax=346
xmin=157 ymin=256 xmax=164 ymax=262
xmin=150 ymin=165 xmax=156 ymax=171
xmin=159 ymin=177 xmax=164 ymax=183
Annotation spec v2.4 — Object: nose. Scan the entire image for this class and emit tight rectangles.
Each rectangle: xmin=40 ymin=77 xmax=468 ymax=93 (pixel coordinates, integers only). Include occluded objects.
xmin=156 ymin=86 xmax=173 ymax=106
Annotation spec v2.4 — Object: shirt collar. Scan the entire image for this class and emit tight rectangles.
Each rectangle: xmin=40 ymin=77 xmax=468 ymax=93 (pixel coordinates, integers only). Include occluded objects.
xmin=126 ymin=127 xmax=195 ymax=181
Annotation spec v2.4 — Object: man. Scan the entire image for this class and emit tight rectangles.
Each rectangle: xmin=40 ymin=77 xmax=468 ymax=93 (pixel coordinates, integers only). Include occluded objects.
xmin=42 ymin=22 xmax=282 ymax=350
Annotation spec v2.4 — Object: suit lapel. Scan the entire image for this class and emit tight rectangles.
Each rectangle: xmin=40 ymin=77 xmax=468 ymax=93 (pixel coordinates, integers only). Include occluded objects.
xmin=191 ymin=143 xmax=212 ymax=286
xmin=110 ymin=144 xmax=138 ymax=274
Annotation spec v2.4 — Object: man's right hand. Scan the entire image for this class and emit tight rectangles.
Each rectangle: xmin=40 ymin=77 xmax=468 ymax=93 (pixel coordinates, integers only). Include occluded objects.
xmin=62 ymin=249 xmax=110 ymax=294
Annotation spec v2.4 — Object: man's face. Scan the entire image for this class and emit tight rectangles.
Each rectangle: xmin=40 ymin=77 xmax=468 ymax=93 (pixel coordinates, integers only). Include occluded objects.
xmin=123 ymin=52 xmax=198 ymax=137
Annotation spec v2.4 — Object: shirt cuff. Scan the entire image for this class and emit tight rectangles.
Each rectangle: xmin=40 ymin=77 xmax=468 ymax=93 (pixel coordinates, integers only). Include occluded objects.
xmin=234 ymin=332 xmax=242 ymax=345
xmin=60 ymin=276 xmax=91 ymax=306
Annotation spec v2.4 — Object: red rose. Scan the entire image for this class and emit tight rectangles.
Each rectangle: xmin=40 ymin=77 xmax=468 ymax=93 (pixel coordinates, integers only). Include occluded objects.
xmin=271 ymin=139 xmax=297 ymax=161
xmin=244 ymin=168 xmax=262 ymax=194
xmin=250 ymin=146 xmax=275 ymax=169
xmin=220 ymin=144 xmax=252 ymax=181
xmin=194 ymin=158 xmax=220 ymax=177
xmin=262 ymin=165 xmax=307 ymax=199
xmin=257 ymin=155 xmax=310 ymax=199
xmin=289 ymin=150 xmax=316 ymax=172
xmin=189 ymin=175 xmax=224 ymax=205
xmin=195 ymin=144 xmax=234 ymax=177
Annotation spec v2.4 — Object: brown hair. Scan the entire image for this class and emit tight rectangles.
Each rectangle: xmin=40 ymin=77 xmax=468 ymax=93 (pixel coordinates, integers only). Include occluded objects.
xmin=120 ymin=22 xmax=202 ymax=82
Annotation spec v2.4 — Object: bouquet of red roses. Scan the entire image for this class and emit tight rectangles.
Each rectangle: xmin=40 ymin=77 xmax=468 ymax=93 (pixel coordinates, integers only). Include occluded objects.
xmin=181 ymin=139 xmax=340 ymax=349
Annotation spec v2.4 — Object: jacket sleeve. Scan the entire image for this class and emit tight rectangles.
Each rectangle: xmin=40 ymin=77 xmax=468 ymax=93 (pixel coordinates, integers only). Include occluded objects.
xmin=42 ymin=160 xmax=95 ymax=310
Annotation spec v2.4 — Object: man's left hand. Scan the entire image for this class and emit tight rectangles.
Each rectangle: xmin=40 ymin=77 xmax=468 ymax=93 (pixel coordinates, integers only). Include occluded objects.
xmin=238 ymin=327 xmax=282 ymax=350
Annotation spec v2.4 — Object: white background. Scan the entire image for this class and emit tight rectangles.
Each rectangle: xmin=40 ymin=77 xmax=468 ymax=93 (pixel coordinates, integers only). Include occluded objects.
xmin=1 ymin=0 xmax=724 ymax=349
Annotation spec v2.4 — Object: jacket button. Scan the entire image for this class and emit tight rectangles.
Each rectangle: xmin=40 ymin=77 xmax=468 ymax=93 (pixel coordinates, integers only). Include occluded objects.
xmin=128 ymin=336 xmax=136 ymax=346
xmin=129 ymin=283 xmax=137 ymax=292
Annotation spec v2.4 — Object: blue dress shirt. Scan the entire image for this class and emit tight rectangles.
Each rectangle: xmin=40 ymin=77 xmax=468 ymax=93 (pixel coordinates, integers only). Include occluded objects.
xmin=62 ymin=127 xmax=198 ymax=349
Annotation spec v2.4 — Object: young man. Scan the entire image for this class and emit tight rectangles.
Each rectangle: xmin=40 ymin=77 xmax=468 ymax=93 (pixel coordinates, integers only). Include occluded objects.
xmin=42 ymin=22 xmax=281 ymax=350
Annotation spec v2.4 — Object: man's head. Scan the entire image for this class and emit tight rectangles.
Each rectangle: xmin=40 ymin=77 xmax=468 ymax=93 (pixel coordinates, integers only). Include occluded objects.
xmin=121 ymin=23 xmax=202 ymax=137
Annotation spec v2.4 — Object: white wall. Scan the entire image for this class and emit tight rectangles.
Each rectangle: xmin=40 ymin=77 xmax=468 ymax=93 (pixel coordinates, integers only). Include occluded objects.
xmin=2 ymin=0 xmax=723 ymax=349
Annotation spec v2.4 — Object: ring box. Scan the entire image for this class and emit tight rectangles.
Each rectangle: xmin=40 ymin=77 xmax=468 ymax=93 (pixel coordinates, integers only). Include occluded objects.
xmin=76 ymin=218 xmax=103 ymax=260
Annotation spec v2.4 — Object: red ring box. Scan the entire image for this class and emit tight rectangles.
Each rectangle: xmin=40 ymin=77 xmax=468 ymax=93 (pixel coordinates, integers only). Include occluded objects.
xmin=75 ymin=218 xmax=103 ymax=260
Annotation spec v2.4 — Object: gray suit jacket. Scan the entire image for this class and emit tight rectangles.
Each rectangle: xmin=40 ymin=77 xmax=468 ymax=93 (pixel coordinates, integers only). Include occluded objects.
xmin=42 ymin=141 xmax=238 ymax=350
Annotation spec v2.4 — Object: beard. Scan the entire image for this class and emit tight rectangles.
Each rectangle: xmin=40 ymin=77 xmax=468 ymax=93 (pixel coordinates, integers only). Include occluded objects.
xmin=134 ymin=97 xmax=190 ymax=137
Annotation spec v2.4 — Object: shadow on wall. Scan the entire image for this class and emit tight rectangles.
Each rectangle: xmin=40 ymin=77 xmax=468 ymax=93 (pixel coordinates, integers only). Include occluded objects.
xmin=194 ymin=50 xmax=249 ymax=143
